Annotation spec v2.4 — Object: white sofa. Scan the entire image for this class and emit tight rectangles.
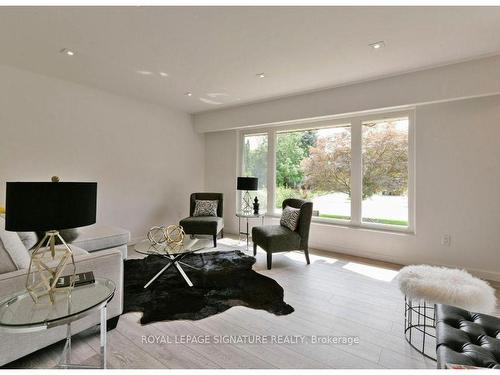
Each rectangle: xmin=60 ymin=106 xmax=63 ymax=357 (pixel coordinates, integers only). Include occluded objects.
xmin=72 ymin=224 xmax=130 ymax=260
xmin=0 ymin=224 xmax=130 ymax=367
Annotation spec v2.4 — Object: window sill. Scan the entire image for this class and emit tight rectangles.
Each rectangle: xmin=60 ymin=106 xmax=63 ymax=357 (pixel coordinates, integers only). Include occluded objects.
xmin=265 ymin=212 xmax=415 ymax=235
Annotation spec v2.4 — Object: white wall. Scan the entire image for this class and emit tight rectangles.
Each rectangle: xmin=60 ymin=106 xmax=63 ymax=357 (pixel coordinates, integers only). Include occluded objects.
xmin=204 ymin=95 xmax=500 ymax=281
xmin=194 ymin=54 xmax=500 ymax=132
xmin=205 ymin=130 xmax=240 ymax=234
xmin=0 ymin=64 xmax=204 ymax=239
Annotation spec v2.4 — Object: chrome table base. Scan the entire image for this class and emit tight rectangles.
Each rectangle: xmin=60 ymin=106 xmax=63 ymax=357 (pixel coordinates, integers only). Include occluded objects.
xmin=143 ymin=253 xmax=202 ymax=289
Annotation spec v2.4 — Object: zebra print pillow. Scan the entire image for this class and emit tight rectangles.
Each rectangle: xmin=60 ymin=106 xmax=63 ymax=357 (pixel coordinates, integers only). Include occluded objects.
xmin=280 ymin=206 xmax=300 ymax=231
xmin=193 ymin=200 xmax=218 ymax=217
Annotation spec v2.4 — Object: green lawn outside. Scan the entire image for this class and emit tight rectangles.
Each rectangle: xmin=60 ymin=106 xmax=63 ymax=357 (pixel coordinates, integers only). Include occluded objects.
xmin=318 ymin=213 xmax=408 ymax=227
xmin=317 ymin=213 xmax=351 ymax=221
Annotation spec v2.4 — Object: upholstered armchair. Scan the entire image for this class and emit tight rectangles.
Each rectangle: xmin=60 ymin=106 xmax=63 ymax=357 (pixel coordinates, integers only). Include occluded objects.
xmin=252 ymin=198 xmax=313 ymax=270
xmin=179 ymin=193 xmax=224 ymax=247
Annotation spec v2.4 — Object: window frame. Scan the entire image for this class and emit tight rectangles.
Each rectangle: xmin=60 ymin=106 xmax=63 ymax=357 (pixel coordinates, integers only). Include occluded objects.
xmin=239 ymin=108 xmax=415 ymax=233
xmin=240 ymin=131 xmax=270 ymax=213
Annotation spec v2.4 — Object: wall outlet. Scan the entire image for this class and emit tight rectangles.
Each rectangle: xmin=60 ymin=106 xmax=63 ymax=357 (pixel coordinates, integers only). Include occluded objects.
xmin=441 ymin=234 xmax=451 ymax=246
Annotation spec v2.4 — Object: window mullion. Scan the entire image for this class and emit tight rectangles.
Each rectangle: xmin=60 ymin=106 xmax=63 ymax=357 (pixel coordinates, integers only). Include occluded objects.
xmin=237 ymin=130 xmax=243 ymax=213
xmin=350 ymin=120 xmax=362 ymax=225
xmin=267 ymin=129 xmax=276 ymax=214
xmin=407 ymin=112 xmax=416 ymax=233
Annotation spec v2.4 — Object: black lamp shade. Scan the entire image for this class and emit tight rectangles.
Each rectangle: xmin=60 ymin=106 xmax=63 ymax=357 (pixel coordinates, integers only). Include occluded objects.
xmin=237 ymin=177 xmax=258 ymax=191
xmin=5 ymin=182 xmax=97 ymax=232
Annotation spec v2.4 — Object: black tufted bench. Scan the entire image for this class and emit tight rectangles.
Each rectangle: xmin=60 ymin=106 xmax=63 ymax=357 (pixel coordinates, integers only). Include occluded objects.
xmin=436 ymin=304 xmax=500 ymax=369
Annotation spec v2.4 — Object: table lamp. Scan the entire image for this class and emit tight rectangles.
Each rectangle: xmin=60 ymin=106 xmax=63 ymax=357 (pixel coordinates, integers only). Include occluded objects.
xmin=237 ymin=177 xmax=258 ymax=215
xmin=5 ymin=178 xmax=97 ymax=303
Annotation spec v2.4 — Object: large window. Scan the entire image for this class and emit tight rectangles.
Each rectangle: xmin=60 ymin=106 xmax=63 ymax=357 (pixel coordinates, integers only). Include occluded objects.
xmin=241 ymin=110 xmax=414 ymax=231
xmin=276 ymin=125 xmax=351 ymax=220
xmin=242 ymin=133 xmax=268 ymax=211
xmin=362 ymin=118 xmax=409 ymax=226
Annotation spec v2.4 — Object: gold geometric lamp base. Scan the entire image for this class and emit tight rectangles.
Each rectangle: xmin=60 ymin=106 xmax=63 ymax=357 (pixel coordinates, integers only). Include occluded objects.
xmin=26 ymin=230 xmax=76 ymax=304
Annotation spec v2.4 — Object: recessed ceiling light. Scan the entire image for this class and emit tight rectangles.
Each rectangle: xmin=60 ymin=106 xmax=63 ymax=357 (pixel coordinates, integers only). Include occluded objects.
xmin=369 ymin=41 xmax=386 ymax=50
xmin=185 ymin=92 xmax=193 ymax=97
xmin=137 ymin=70 xmax=153 ymax=75
xmin=60 ymin=48 xmax=75 ymax=56
xmin=159 ymin=72 xmax=169 ymax=77
xmin=256 ymin=73 xmax=265 ymax=78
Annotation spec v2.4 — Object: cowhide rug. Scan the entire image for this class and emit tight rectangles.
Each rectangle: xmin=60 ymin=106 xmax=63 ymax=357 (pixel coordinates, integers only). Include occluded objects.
xmin=123 ymin=250 xmax=294 ymax=324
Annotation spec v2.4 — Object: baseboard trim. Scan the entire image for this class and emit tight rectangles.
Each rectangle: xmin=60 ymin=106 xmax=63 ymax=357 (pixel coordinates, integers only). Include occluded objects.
xmin=310 ymin=242 xmax=500 ymax=283
xmin=143 ymin=230 xmax=500 ymax=282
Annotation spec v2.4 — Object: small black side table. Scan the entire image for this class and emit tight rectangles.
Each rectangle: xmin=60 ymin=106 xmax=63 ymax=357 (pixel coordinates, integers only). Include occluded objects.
xmin=236 ymin=212 xmax=266 ymax=250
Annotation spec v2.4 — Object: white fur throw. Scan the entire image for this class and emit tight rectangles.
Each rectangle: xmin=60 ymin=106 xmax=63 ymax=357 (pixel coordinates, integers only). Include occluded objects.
xmin=397 ymin=265 xmax=497 ymax=314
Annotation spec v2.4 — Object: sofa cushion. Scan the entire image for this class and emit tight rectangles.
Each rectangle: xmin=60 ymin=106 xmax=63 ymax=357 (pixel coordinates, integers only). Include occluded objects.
xmin=71 ymin=225 xmax=130 ymax=252
xmin=180 ymin=216 xmax=223 ymax=235
xmin=0 ymin=238 xmax=17 ymax=274
xmin=280 ymin=206 xmax=300 ymax=231
xmin=193 ymin=200 xmax=218 ymax=217
xmin=1 ymin=212 xmax=38 ymax=250
xmin=17 ymin=231 xmax=38 ymax=250
xmin=68 ymin=245 xmax=88 ymax=257
xmin=36 ymin=228 xmax=79 ymax=245
xmin=0 ymin=216 xmax=31 ymax=269
xmin=252 ymin=225 xmax=301 ymax=252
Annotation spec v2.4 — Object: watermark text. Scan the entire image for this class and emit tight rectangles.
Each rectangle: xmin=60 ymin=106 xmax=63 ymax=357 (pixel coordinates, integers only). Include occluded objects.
xmin=141 ymin=335 xmax=360 ymax=346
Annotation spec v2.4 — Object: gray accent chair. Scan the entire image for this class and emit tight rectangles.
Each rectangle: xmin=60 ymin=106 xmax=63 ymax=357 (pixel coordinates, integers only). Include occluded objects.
xmin=179 ymin=193 xmax=224 ymax=247
xmin=252 ymin=198 xmax=313 ymax=270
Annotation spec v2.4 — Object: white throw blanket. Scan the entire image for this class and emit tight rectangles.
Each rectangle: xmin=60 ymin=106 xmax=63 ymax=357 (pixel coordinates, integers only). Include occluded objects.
xmin=398 ymin=264 xmax=496 ymax=314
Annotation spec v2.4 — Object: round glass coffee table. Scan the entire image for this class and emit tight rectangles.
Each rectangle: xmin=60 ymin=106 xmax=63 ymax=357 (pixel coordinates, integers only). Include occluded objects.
xmin=135 ymin=237 xmax=210 ymax=288
xmin=0 ymin=278 xmax=115 ymax=369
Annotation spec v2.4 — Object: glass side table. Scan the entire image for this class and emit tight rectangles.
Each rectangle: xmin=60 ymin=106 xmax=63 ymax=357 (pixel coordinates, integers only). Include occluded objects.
xmin=236 ymin=212 xmax=266 ymax=250
xmin=134 ymin=237 xmax=211 ymax=288
xmin=0 ymin=278 xmax=115 ymax=369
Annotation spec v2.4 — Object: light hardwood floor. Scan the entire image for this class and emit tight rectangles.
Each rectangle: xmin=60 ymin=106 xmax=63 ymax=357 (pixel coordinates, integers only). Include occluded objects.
xmin=5 ymin=236 xmax=500 ymax=369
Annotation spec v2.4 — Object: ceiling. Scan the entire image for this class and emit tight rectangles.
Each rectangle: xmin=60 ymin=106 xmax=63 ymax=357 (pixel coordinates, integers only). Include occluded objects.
xmin=1 ymin=6 xmax=500 ymax=114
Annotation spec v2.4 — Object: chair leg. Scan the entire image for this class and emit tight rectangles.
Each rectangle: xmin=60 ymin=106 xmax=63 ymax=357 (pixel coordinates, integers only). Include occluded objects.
xmin=253 ymin=242 xmax=257 ymax=256
xmin=304 ymin=248 xmax=311 ymax=265
xmin=267 ymin=252 xmax=272 ymax=270
xmin=221 ymin=229 xmax=224 ymax=238
xmin=213 ymin=235 xmax=217 ymax=248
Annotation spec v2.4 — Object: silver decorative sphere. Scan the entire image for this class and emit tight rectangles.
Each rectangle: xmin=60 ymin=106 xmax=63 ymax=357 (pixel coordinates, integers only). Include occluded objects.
xmin=147 ymin=226 xmax=167 ymax=245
